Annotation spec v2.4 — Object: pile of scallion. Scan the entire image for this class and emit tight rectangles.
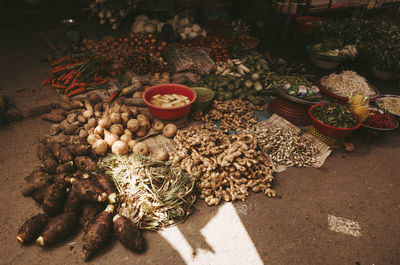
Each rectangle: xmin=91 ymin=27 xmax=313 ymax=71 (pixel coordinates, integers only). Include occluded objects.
xmin=98 ymin=154 xmax=196 ymax=230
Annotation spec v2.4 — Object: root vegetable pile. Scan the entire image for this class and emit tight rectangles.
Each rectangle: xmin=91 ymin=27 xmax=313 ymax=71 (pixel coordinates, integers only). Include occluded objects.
xmin=170 ymin=124 xmax=275 ymax=206
xmin=195 ymin=99 xmax=259 ymax=131
xmin=244 ymin=127 xmax=319 ymax=168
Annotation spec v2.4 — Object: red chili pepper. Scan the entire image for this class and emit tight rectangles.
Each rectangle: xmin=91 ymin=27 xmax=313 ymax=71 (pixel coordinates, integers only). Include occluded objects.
xmin=95 ymin=78 xmax=109 ymax=85
xmin=52 ymin=83 xmax=66 ymax=89
xmin=51 ymin=55 xmax=71 ymax=66
xmin=64 ymin=70 xmax=77 ymax=85
xmin=108 ymin=91 xmax=120 ymax=103
xmin=42 ymin=77 xmax=50 ymax=86
xmin=67 ymin=87 xmax=86 ymax=97
xmin=64 ymin=82 xmax=86 ymax=94
xmin=71 ymin=71 xmax=82 ymax=84
xmin=364 ymin=110 xmax=395 ymax=129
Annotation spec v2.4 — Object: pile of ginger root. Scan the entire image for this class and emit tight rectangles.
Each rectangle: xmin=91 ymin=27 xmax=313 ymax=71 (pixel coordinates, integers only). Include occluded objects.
xmin=170 ymin=124 xmax=276 ymax=206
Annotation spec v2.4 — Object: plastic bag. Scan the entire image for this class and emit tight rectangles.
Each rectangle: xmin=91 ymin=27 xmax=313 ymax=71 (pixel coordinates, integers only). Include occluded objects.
xmin=163 ymin=47 xmax=215 ymax=75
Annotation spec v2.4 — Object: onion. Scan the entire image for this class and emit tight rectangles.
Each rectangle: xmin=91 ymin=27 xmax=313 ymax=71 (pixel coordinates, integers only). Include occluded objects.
xmin=128 ymin=139 xmax=138 ymax=151
xmin=92 ymin=139 xmax=108 ymax=156
xmin=124 ymin=129 xmax=133 ymax=138
xmin=127 ymin=119 xmax=140 ymax=132
xmin=98 ymin=117 xmax=111 ymax=129
xmin=104 ymin=129 xmax=119 ymax=147
xmin=87 ymin=133 xmax=102 ymax=145
xmin=94 ymin=125 xmax=104 ymax=136
xmin=82 ymin=109 xmax=94 ymax=119
xmin=79 ymin=129 xmax=89 ymax=138
xmin=120 ymin=134 xmax=132 ymax=143
xmin=87 ymin=118 xmax=97 ymax=128
xmin=110 ymin=112 xmax=121 ymax=124
xmin=110 ymin=124 xmax=124 ymax=136
xmin=121 ymin=112 xmax=130 ymax=126
xmin=111 ymin=140 xmax=129 ymax=155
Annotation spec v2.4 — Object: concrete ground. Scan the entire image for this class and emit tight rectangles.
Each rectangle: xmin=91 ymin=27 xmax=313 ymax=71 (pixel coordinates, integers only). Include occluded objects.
xmin=0 ymin=5 xmax=399 ymax=265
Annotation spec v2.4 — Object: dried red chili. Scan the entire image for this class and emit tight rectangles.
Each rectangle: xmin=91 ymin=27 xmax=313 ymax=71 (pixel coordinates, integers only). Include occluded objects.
xmin=364 ymin=110 xmax=395 ymax=128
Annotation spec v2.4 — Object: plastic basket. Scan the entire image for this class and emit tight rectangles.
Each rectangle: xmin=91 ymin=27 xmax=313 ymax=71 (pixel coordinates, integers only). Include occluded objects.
xmin=308 ymin=103 xmax=362 ymax=138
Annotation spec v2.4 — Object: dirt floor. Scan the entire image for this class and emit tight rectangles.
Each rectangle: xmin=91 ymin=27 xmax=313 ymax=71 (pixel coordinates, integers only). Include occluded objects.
xmin=0 ymin=5 xmax=399 ymax=265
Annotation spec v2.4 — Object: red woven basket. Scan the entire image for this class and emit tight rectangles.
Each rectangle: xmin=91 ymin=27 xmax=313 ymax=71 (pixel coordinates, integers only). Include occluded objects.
xmin=308 ymin=103 xmax=362 ymax=138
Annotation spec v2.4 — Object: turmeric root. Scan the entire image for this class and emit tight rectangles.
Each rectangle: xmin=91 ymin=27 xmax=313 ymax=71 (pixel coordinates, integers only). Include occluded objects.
xmin=113 ymin=214 xmax=146 ymax=253
xmin=82 ymin=205 xmax=115 ymax=261
xmin=17 ymin=214 xmax=48 ymax=244
xmin=36 ymin=211 xmax=78 ymax=247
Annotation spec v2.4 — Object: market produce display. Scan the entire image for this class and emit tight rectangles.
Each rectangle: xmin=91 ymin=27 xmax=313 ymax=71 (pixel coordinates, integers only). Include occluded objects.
xmin=18 ymin=6 xmax=400 ymax=263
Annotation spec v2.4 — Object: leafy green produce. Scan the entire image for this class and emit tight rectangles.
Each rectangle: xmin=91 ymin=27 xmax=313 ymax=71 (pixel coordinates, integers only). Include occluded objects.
xmin=311 ymin=103 xmax=359 ymax=128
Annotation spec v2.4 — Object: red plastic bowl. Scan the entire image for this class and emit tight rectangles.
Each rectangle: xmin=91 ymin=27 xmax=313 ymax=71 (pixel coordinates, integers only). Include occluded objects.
xmin=142 ymin=84 xmax=197 ymax=120
xmin=296 ymin=16 xmax=328 ymax=35
xmin=308 ymin=103 xmax=362 ymax=138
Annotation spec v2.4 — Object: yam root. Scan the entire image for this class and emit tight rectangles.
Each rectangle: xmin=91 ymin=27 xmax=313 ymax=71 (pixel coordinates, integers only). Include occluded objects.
xmin=64 ymin=188 xmax=82 ymax=215
xmin=42 ymin=184 xmax=68 ymax=217
xmin=17 ymin=214 xmax=48 ymax=244
xmin=22 ymin=172 xmax=51 ymax=196
xmin=80 ymin=203 xmax=107 ymax=229
xmin=48 ymin=143 xmax=73 ymax=163
xmin=113 ymin=214 xmax=146 ymax=253
xmin=60 ymin=120 xmax=78 ymax=135
xmin=42 ymin=109 xmax=66 ymax=123
xmin=56 ymin=161 xmax=75 ymax=174
xmin=75 ymin=156 xmax=97 ymax=172
xmin=36 ymin=211 xmax=78 ymax=247
xmin=68 ymin=144 xmax=90 ymax=156
xmin=31 ymin=184 xmax=50 ymax=204
xmin=82 ymin=205 xmax=115 ymax=261
xmin=42 ymin=158 xmax=58 ymax=174
xmin=72 ymin=178 xmax=107 ymax=203
xmin=95 ymin=174 xmax=118 ymax=204
xmin=37 ymin=144 xmax=54 ymax=162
